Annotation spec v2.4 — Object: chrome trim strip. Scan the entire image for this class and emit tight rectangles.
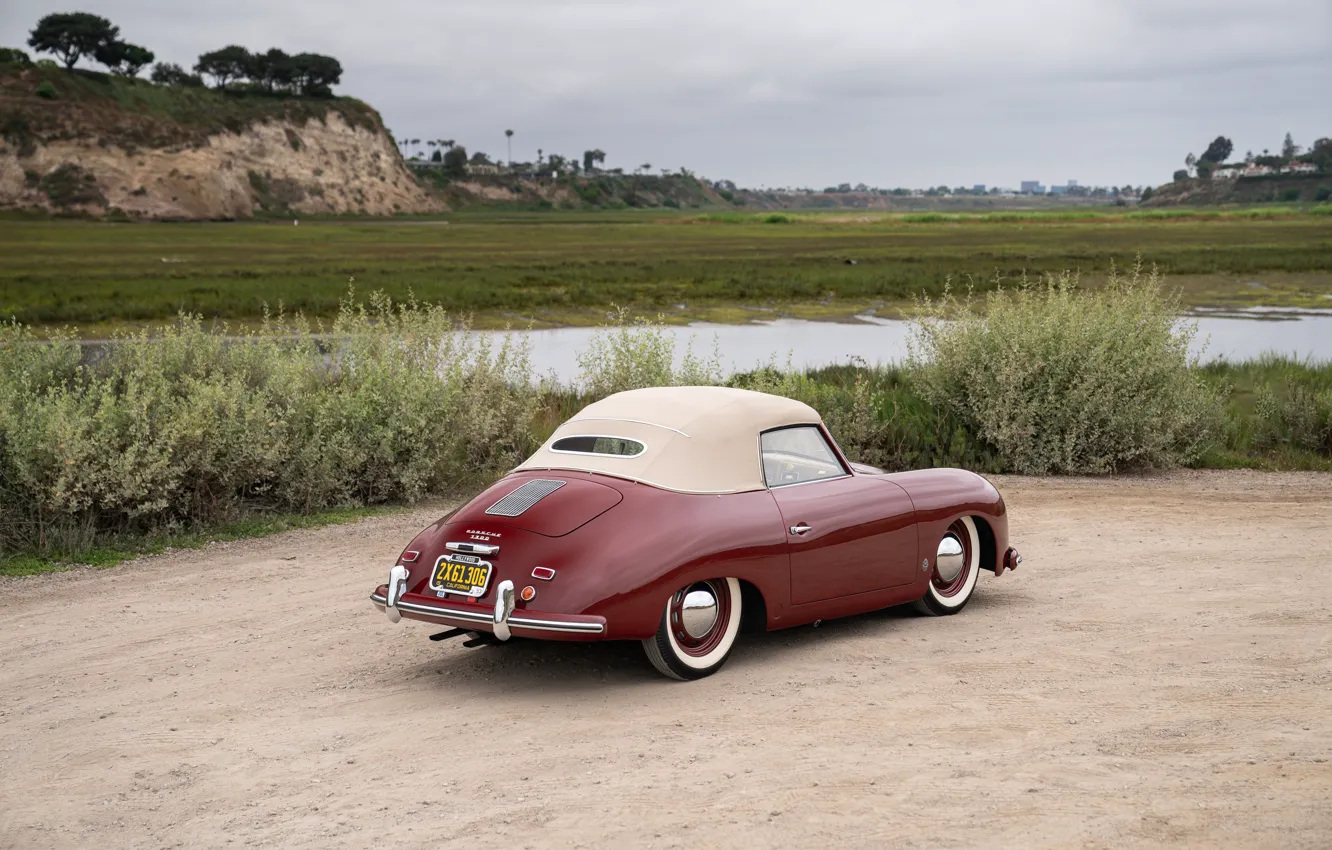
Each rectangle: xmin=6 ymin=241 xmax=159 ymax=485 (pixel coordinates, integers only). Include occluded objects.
xmin=368 ymin=593 xmax=605 ymax=634
xmin=506 ymin=614 xmax=603 ymax=634
xmin=768 ymin=473 xmax=853 ymax=490
xmin=446 ymin=541 xmax=499 ymax=556
xmin=567 ymin=417 xmax=690 ymax=438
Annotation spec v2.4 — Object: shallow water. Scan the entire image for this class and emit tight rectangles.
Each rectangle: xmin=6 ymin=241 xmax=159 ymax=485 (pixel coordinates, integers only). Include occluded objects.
xmin=488 ymin=310 xmax=1332 ymax=384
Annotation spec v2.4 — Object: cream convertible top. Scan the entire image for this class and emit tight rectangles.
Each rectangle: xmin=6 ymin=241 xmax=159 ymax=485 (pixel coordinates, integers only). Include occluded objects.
xmin=516 ymin=386 xmax=824 ymax=494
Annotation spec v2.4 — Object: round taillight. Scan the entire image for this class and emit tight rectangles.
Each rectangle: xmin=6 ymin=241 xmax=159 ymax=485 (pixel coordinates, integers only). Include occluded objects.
xmin=520 ymin=585 xmax=536 ymax=602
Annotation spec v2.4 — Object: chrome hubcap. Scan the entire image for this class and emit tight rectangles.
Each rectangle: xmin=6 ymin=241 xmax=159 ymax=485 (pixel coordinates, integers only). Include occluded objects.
xmin=680 ymin=588 xmax=719 ymax=639
xmin=935 ymin=534 xmax=965 ymax=583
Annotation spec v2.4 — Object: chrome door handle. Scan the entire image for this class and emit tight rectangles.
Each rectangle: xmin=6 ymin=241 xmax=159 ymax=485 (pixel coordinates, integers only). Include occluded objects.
xmin=790 ymin=524 xmax=812 ymax=536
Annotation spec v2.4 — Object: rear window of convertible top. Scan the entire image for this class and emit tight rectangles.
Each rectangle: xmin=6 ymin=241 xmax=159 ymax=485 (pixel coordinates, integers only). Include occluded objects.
xmin=550 ymin=436 xmax=646 ymax=457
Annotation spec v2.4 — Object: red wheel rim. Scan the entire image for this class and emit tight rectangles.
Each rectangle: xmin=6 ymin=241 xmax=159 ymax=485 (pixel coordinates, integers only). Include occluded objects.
xmin=669 ymin=580 xmax=731 ymax=657
xmin=932 ymin=519 xmax=973 ymax=598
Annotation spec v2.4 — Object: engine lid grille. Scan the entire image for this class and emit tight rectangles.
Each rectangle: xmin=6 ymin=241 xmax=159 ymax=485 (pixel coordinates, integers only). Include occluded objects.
xmin=485 ymin=479 xmax=567 ymax=517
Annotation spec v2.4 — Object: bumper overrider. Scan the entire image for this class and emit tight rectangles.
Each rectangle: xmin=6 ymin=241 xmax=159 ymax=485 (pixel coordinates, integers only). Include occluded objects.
xmin=371 ymin=566 xmax=606 ymax=640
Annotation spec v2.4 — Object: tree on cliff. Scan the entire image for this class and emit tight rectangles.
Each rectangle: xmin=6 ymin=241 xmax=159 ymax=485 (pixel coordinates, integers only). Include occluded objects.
xmin=95 ymin=40 xmax=154 ymax=77
xmin=27 ymin=12 xmax=120 ymax=69
xmin=1199 ymin=136 xmax=1233 ymax=165
xmin=442 ymin=145 xmax=468 ymax=176
xmin=583 ymin=149 xmax=606 ymax=172
xmin=288 ymin=53 xmax=341 ymax=96
xmin=1281 ymin=132 xmax=1299 ymax=162
xmin=1310 ymin=138 xmax=1332 ymax=171
xmin=150 ymin=62 xmax=203 ymax=87
xmin=246 ymin=48 xmax=294 ymax=93
xmin=195 ymin=46 xmax=251 ymax=89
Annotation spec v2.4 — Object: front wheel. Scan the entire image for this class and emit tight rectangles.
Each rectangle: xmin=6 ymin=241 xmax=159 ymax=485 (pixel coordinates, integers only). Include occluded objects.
xmin=642 ymin=577 xmax=742 ymax=680
xmin=913 ymin=516 xmax=981 ymax=616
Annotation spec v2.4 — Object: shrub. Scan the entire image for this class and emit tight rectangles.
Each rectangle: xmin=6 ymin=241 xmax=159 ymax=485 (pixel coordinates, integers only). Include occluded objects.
xmin=1252 ymin=385 xmax=1332 ymax=455
xmin=36 ymin=81 xmax=58 ymax=100
xmin=575 ymin=307 xmax=723 ymax=399
xmin=906 ymin=262 xmax=1223 ymax=474
xmin=38 ymin=164 xmax=106 ymax=208
xmin=731 ymin=361 xmax=999 ymax=472
xmin=0 ymin=47 xmax=32 ymax=66
xmin=1315 ymin=186 xmax=1331 ymax=202
xmin=0 ymin=294 xmax=539 ymax=557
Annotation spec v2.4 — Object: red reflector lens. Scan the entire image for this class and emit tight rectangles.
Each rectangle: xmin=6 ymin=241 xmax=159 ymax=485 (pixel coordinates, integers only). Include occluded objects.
xmin=531 ymin=567 xmax=556 ymax=581
xmin=520 ymin=585 xmax=536 ymax=602
xmin=401 ymin=550 xmax=420 ymax=563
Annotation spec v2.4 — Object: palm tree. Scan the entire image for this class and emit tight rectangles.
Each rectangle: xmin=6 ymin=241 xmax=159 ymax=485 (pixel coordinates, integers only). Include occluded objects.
xmin=443 ymin=139 xmax=455 ymax=150
xmin=505 ymin=129 xmax=514 ymax=166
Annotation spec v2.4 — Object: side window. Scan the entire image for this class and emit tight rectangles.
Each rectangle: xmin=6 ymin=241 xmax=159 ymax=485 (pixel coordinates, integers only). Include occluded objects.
xmin=761 ymin=426 xmax=848 ymax=488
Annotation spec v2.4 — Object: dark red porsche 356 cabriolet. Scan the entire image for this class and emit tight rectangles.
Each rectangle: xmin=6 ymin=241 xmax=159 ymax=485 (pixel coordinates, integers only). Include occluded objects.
xmin=372 ymin=386 xmax=1021 ymax=679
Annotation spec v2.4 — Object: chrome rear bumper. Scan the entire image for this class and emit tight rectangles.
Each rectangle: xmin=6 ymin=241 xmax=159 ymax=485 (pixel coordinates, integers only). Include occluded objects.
xmin=371 ymin=583 xmax=605 ymax=638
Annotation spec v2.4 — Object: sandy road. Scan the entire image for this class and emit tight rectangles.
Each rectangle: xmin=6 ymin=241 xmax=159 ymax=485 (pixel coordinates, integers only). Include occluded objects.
xmin=1 ymin=470 xmax=1330 ymax=849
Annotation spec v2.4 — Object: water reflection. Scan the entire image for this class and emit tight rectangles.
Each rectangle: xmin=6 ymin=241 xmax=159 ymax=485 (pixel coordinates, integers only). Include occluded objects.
xmin=489 ymin=310 xmax=1332 ymax=385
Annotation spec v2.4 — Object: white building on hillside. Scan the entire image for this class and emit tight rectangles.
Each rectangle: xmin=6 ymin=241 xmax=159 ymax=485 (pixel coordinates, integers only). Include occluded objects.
xmin=1282 ymin=162 xmax=1317 ymax=175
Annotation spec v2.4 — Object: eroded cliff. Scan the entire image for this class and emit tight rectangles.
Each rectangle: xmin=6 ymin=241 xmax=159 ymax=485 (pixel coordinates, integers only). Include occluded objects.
xmin=0 ymin=66 xmax=442 ymax=219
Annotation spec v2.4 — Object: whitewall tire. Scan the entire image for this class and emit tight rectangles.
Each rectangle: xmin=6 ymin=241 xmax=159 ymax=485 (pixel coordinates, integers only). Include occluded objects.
xmin=642 ymin=577 xmax=743 ymax=680
xmin=913 ymin=516 xmax=981 ymax=616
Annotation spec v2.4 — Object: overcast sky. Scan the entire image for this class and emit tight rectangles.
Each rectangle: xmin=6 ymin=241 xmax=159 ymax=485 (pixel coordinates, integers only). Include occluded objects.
xmin=4 ymin=0 xmax=1328 ymax=188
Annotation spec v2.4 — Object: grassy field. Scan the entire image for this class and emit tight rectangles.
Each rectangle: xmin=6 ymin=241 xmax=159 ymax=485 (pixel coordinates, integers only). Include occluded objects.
xmin=3 ymin=208 xmax=1331 ymax=332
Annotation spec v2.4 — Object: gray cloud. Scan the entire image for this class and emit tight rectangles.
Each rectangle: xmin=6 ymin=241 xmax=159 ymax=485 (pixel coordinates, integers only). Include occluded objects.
xmin=3 ymin=0 xmax=1327 ymax=187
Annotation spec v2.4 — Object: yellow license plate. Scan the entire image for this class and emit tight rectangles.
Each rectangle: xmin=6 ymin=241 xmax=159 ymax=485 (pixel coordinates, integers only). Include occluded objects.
xmin=431 ymin=555 xmax=493 ymax=598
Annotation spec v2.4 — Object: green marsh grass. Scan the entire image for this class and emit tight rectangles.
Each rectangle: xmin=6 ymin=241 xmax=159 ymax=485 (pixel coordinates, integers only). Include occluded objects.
xmin=2 ymin=211 xmax=1330 ymax=329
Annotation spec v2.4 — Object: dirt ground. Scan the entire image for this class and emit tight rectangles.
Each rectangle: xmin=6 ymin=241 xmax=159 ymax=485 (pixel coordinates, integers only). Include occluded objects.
xmin=2 ymin=470 xmax=1330 ymax=849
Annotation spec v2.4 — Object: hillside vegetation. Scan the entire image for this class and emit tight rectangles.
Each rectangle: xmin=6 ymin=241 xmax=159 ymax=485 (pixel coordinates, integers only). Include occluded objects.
xmin=417 ymin=167 xmax=730 ymax=211
xmin=0 ymin=65 xmax=440 ymax=218
xmin=1146 ymin=174 xmax=1332 ymax=206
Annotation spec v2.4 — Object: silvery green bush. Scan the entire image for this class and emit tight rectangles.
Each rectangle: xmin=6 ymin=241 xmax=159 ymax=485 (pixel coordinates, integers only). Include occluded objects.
xmin=906 ymin=263 xmax=1222 ymax=474
xmin=0 ymin=294 xmax=537 ymax=555
xmin=576 ymin=307 xmax=724 ymax=398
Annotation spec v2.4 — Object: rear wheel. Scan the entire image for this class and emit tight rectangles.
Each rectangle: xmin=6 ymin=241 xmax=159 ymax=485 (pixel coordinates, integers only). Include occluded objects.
xmin=913 ymin=516 xmax=981 ymax=616
xmin=642 ymin=577 xmax=742 ymax=680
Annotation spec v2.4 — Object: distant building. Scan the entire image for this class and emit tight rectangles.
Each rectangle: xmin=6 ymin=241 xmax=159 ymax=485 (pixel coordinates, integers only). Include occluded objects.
xmin=1020 ymin=180 xmax=1041 ymax=194
xmin=1242 ymin=164 xmax=1274 ymax=177
xmin=1067 ymin=179 xmax=1078 ymax=188
xmin=465 ymin=163 xmax=503 ymax=176
xmin=973 ymin=184 xmax=986 ymax=194
xmin=1214 ymin=165 xmax=1242 ymax=179
xmin=1050 ymin=185 xmax=1069 ymax=196
xmin=1283 ymin=162 xmax=1317 ymax=175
